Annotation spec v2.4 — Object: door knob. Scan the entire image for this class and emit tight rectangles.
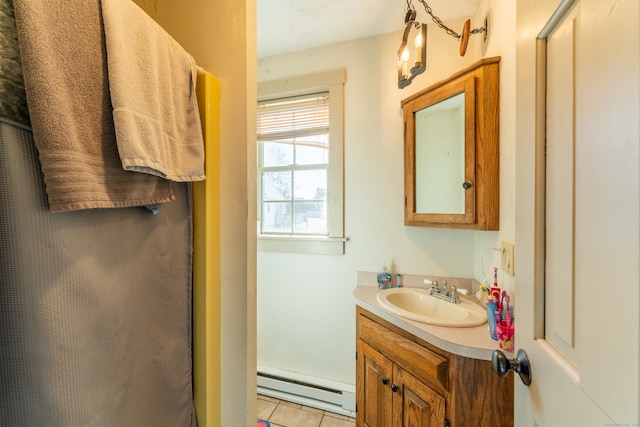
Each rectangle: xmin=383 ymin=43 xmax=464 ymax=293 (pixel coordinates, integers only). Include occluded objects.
xmin=391 ymin=383 xmax=399 ymax=392
xmin=492 ymin=349 xmax=532 ymax=386
xmin=462 ymin=181 xmax=472 ymax=189
xmin=381 ymin=377 xmax=389 ymax=385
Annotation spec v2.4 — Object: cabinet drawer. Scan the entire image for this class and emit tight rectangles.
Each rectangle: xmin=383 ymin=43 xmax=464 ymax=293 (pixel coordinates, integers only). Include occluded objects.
xmin=358 ymin=314 xmax=448 ymax=394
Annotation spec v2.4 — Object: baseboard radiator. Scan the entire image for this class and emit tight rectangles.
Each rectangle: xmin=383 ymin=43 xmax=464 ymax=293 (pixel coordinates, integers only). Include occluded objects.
xmin=257 ymin=369 xmax=356 ymax=417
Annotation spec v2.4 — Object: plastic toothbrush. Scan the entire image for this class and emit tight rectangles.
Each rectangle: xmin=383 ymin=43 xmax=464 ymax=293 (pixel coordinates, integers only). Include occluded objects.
xmin=504 ymin=295 xmax=512 ymax=328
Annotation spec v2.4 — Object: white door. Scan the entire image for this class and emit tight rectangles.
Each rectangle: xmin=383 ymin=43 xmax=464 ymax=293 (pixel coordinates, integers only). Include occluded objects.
xmin=514 ymin=0 xmax=639 ymax=425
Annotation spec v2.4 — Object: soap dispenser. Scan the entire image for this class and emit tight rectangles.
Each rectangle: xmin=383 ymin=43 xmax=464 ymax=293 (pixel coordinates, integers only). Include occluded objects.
xmin=377 ymin=263 xmax=392 ymax=290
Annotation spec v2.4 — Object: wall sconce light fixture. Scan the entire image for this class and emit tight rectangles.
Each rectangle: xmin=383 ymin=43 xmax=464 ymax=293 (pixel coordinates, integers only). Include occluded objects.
xmin=398 ymin=0 xmax=489 ymax=89
xmin=397 ymin=6 xmax=427 ymax=89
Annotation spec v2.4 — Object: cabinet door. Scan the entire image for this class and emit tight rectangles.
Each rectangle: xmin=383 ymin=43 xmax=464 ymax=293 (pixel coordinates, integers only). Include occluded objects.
xmin=392 ymin=365 xmax=445 ymax=427
xmin=357 ymin=341 xmax=393 ymax=427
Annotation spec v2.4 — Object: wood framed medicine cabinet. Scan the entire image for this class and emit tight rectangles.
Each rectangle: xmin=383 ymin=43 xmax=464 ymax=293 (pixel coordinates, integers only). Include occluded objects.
xmin=402 ymin=56 xmax=500 ymax=230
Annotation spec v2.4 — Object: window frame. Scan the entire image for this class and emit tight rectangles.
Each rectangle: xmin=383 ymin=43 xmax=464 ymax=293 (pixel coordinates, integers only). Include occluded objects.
xmin=257 ymin=69 xmax=346 ymax=254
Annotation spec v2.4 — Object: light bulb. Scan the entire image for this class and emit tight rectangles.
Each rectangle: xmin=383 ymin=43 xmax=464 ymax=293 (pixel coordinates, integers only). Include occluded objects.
xmin=401 ymin=47 xmax=410 ymax=62
xmin=401 ymin=47 xmax=410 ymax=78
xmin=414 ymin=30 xmax=423 ymax=65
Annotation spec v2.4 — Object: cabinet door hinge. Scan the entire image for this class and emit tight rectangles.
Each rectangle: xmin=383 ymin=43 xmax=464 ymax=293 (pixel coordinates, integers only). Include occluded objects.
xmin=355 ymin=351 xmax=358 ymax=360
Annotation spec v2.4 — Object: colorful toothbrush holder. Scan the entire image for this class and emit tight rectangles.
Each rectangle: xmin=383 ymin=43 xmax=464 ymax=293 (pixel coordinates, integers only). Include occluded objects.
xmin=496 ymin=323 xmax=515 ymax=353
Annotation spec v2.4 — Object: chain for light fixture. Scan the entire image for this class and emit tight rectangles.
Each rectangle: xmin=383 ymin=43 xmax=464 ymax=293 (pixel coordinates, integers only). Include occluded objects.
xmin=405 ymin=0 xmax=488 ymax=58
xmin=415 ymin=0 xmax=462 ymax=39
xmin=404 ymin=0 xmax=416 ymax=23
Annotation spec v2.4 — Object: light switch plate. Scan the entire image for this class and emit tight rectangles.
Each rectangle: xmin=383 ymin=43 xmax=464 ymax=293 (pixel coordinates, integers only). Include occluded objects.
xmin=501 ymin=241 xmax=515 ymax=276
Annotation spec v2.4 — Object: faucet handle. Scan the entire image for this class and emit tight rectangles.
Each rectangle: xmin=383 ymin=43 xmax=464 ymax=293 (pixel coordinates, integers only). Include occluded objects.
xmin=425 ymin=279 xmax=439 ymax=296
xmin=450 ymin=285 xmax=461 ymax=304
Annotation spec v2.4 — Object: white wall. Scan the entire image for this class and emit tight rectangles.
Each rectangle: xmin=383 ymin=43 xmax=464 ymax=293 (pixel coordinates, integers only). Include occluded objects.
xmin=474 ymin=0 xmax=517 ymax=294
xmin=257 ymin=2 xmax=516 ymax=387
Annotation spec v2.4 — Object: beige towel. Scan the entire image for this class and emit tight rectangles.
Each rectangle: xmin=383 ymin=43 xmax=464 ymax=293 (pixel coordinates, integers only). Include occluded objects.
xmin=12 ymin=0 xmax=174 ymax=212
xmin=101 ymin=0 xmax=206 ymax=182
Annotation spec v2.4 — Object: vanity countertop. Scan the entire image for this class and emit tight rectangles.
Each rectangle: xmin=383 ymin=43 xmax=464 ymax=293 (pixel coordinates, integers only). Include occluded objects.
xmin=353 ymin=284 xmax=507 ymax=361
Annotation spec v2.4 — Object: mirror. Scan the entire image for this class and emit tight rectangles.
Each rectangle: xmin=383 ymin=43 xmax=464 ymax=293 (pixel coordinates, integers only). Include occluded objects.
xmin=415 ymin=85 xmax=468 ymax=215
xmin=402 ymin=57 xmax=500 ymax=230
xmin=415 ymin=92 xmax=465 ymax=215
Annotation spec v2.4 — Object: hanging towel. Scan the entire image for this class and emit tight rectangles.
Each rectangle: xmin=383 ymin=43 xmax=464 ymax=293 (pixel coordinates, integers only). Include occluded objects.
xmin=0 ymin=0 xmax=29 ymax=128
xmin=12 ymin=0 xmax=174 ymax=212
xmin=101 ymin=0 xmax=206 ymax=182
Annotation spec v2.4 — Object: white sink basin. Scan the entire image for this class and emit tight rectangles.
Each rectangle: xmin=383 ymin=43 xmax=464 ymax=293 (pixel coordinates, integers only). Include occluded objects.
xmin=376 ymin=287 xmax=487 ymax=327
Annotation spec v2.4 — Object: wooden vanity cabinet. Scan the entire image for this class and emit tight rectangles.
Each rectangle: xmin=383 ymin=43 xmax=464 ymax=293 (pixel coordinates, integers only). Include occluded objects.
xmin=356 ymin=306 xmax=513 ymax=427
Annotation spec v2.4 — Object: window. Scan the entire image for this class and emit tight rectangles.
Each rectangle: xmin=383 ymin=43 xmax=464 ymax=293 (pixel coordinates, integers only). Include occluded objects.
xmin=258 ymin=93 xmax=329 ymax=235
xmin=257 ymin=70 xmax=345 ymax=254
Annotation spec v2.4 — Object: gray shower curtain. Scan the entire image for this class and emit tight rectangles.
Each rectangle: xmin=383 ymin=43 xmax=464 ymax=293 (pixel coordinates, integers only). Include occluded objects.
xmin=0 ymin=1 xmax=197 ymax=425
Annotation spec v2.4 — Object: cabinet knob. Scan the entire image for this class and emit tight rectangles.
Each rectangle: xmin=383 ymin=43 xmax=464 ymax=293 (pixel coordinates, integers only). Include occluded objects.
xmin=491 ymin=349 xmax=532 ymax=386
xmin=462 ymin=181 xmax=472 ymax=189
xmin=391 ymin=383 xmax=399 ymax=392
xmin=381 ymin=377 xmax=389 ymax=385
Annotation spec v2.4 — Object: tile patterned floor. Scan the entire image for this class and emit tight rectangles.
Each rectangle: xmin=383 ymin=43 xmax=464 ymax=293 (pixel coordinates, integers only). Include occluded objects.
xmin=257 ymin=394 xmax=356 ymax=427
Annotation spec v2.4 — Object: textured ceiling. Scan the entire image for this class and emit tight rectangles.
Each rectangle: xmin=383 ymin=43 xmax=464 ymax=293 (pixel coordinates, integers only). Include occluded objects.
xmin=257 ymin=0 xmax=480 ymax=58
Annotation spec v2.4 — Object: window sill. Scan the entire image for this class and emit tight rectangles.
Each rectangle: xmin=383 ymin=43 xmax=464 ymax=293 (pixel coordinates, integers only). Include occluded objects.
xmin=257 ymin=235 xmax=347 ymax=255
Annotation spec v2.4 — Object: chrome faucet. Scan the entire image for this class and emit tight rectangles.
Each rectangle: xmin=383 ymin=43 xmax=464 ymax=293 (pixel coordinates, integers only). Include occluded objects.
xmin=425 ymin=279 xmax=461 ymax=304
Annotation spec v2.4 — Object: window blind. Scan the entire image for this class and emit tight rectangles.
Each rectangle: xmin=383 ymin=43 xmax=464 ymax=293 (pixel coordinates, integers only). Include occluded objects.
xmin=257 ymin=92 xmax=329 ymax=141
